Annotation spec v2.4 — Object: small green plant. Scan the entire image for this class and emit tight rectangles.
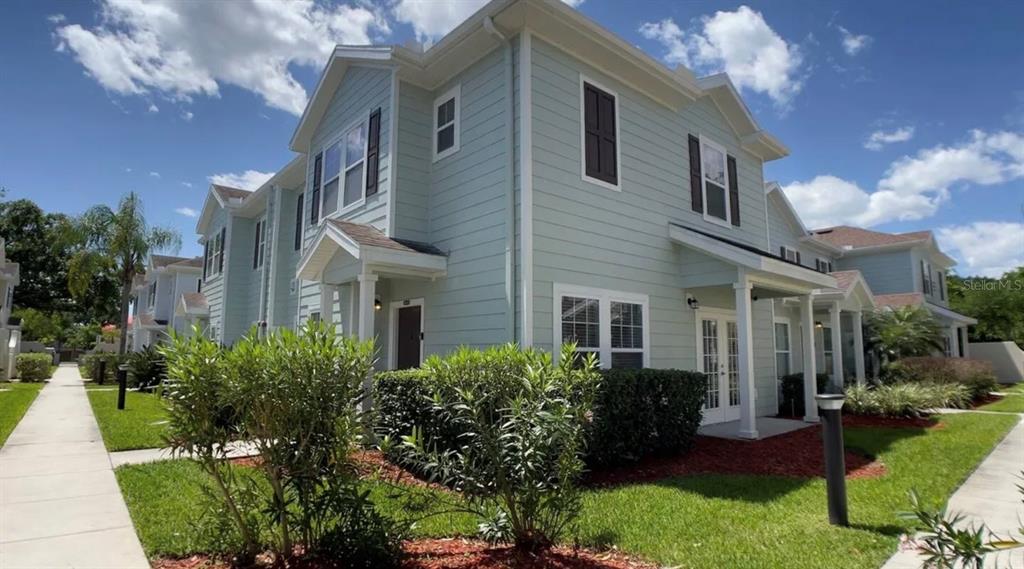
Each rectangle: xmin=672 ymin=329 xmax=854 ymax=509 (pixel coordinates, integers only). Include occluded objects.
xmin=126 ymin=344 xmax=166 ymax=390
xmin=15 ymin=353 xmax=53 ymax=381
xmin=397 ymin=343 xmax=601 ymax=552
xmin=845 ymin=383 xmax=971 ymax=417
xmin=78 ymin=353 xmax=124 ymax=382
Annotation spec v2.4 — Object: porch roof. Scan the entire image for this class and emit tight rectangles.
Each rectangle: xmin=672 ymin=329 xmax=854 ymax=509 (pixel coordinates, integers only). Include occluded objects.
xmin=874 ymin=292 xmax=977 ymax=325
xmin=296 ymin=219 xmax=447 ymax=282
xmin=812 ymin=270 xmax=876 ymax=309
xmin=668 ymin=223 xmax=836 ymax=294
xmin=176 ymin=292 xmax=209 ymax=318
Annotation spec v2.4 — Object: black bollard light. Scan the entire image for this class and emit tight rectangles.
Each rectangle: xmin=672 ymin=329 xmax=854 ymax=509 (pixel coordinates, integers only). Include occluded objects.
xmin=117 ymin=364 xmax=128 ymax=410
xmin=815 ymin=393 xmax=848 ymax=526
xmin=98 ymin=359 xmax=107 ymax=386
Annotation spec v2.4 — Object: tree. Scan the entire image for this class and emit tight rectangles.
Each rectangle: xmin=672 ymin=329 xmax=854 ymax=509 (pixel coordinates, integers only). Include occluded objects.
xmin=66 ymin=193 xmax=180 ymax=355
xmin=948 ymin=270 xmax=1024 ymax=347
xmin=865 ymin=306 xmax=945 ymax=364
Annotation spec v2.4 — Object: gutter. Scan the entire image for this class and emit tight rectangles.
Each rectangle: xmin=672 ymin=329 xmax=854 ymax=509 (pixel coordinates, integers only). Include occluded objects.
xmin=484 ymin=16 xmax=517 ymax=344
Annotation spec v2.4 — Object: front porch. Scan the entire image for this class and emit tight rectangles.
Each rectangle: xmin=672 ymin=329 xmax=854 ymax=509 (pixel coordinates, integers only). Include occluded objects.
xmin=699 ymin=417 xmax=813 ymax=440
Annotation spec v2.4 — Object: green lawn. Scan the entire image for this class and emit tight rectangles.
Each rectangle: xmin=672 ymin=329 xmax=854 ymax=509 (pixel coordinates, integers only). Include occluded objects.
xmin=0 ymin=382 xmax=44 ymax=446
xmin=998 ymin=383 xmax=1024 ymax=395
xmin=978 ymin=393 xmax=1024 ymax=413
xmin=115 ymin=413 xmax=1017 ymax=567
xmin=87 ymin=389 xmax=169 ymax=451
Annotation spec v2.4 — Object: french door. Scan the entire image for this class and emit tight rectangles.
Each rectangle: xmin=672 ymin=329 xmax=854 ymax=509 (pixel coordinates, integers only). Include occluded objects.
xmin=698 ymin=311 xmax=741 ymax=424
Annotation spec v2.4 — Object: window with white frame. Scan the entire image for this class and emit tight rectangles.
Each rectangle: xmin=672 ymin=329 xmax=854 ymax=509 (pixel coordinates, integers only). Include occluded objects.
xmin=774 ymin=321 xmax=791 ymax=378
xmin=433 ymin=85 xmax=460 ymax=161
xmin=780 ymin=246 xmax=799 ymax=263
xmin=815 ymin=257 xmax=833 ymax=273
xmin=319 ymin=120 xmax=368 ymax=217
xmin=581 ymin=77 xmax=619 ymax=188
xmin=148 ymin=282 xmax=157 ymax=308
xmin=700 ymin=137 xmax=730 ymax=224
xmin=555 ymin=284 xmax=648 ymax=369
xmin=252 ymin=217 xmax=266 ymax=269
xmin=821 ymin=326 xmax=834 ymax=374
xmin=206 ymin=231 xmax=223 ymax=277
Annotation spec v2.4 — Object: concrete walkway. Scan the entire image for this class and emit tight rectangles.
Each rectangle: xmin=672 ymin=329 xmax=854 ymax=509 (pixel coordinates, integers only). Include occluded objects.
xmin=882 ymin=415 xmax=1024 ymax=568
xmin=0 ymin=364 xmax=149 ymax=568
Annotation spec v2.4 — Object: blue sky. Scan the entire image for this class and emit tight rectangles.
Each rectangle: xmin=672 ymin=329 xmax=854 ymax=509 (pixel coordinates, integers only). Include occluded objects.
xmin=1 ymin=0 xmax=1022 ymax=276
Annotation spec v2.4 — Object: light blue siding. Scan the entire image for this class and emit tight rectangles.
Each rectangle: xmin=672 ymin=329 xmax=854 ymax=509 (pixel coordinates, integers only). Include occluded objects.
xmin=271 ymin=187 xmax=302 ymax=329
xmin=202 ymin=207 xmax=229 ymax=342
xmin=837 ymin=250 xmax=913 ymax=295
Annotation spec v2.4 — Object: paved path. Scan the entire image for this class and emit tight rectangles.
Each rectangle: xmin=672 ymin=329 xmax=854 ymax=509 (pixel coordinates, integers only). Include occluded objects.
xmin=109 ymin=441 xmax=258 ymax=468
xmin=0 ymin=364 xmax=149 ymax=568
xmin=882 ymin=415 xmax=1024 ymax=568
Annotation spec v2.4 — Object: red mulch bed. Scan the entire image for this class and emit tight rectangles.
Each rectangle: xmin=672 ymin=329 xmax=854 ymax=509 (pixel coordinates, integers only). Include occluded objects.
xmin=970 ymin=394 xmax=1003 ymax=408
xmin=153 ymin=540 xmax=656 ymax=569
xmin=586 ymin=426 xmax=886 ymax=487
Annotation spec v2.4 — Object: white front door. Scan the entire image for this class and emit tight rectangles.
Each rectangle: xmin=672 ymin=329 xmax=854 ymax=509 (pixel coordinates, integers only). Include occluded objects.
xmin=698 ymin=311 xmax=741 ymax=424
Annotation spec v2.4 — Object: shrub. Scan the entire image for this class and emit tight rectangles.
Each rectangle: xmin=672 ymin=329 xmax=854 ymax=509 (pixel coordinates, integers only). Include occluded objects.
xmin=844 ymin=382 xmax=972 ymax=417
xmin=587 ymin=368 xmax=706 ymax=466
xmin=891 ymin=357 xmax=998 ymax=400
xmin=78 ymin=353 xmax=124 ymax=383
xmin=15 ymin=353 xmax=53 ymax=381
xmin=395 ymin=343 xmax=600 ymax=552
xmin=126 ymin=344 xmax=166 ymax=390
xmin=778 ymin=373 xmax=830 ymax=417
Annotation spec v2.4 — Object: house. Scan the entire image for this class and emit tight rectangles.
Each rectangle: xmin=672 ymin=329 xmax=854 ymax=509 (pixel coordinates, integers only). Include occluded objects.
xmin=0 ymin=238 xmax=20 ymax=379
xmin=810 ymin=225 xmax=977 ymax=358
xmin=129 ymin=254 xmax=203 ymax=350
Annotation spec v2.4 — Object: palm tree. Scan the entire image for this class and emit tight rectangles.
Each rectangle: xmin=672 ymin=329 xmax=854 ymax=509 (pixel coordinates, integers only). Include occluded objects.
xmin=66 ymin=192 xmax=181 ymax=355
xmin=865 ymin=305 xmax=945 ymax=366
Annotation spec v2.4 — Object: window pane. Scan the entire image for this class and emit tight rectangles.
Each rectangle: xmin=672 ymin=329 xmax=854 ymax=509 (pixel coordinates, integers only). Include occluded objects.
xmin=346 ymin=123 xmax=366 ymax=166
xmin=776 ymin=353 xmax=790 ymax=377
xmin=610 ymin=301 xmax=642 ymax=349
xmin=774 ymin=323 xmax=789 ymax=351
xmin=611 ymin=352 xmax=643 ymax=369
xmin=706 ymin=182 xmax=727 ymax=220
xmin=322 ymin=179 xmax=338 ymax=216
xmin=437 ymin=98 xmax=454 ymax=127
xmin=822 ymin=328 xmax=833 ymax=351
xmin=561 ymin=296 xmax=599 ymax=349
xmin=437 ymin=125 xmax=455 ymax=153
xmin=343 ymin=164 xmax=363 ymax=207
xmin=324 ymin=141 xmax=341 ymax=181
xmin=702 ymin=143 xmax=725 ymax=186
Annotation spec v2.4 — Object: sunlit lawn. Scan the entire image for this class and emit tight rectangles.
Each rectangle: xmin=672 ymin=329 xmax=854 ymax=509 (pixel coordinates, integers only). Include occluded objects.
xmin=87 ymin=389 xmax=169 ymax=451
xmin=0 ymin=382 xmax=44 ymax=446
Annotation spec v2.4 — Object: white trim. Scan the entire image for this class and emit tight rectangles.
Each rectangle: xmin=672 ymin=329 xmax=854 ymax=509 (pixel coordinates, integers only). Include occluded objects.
xmin=780 ymin=246 xmax=798 ymax=263
xmin=698 ymin=134 xmax=731 ymax=227
xmin=772 ymin=316 xmax=794 ymax=379
xmin=387 ymin=297 xmax=425 ymax=369
xmin=316 ymin=112 xmax=372 ymax=224
xmin=694 ymin=307 xmax=742 ymax=425
xmin=267 ymin=186 xmax=283 ymax=327
xmin=551 ymin=283 xmax=650 ymax=369
xmin=578 ymin=73 xmax=622 ymax=192
xmin=432 ymin=83 xmax=461 ymax=162
xmin=386 ymin=70 xmax=400 ymax=236
xmin=519 ymin=30 xmax=534 ymax=346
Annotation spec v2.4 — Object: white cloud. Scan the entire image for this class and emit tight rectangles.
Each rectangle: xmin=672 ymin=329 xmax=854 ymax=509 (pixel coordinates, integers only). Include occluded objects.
xmin=639 ymin=7 xmax=804 ymax=109
xmin=149 ymin=171 xmax=160 ymax=178
xmin=181 ymin=110 xmax=194 ymax=122
xmin=47 ymin=14 xmax=65 ymax=24
xmin=785 ymin=129 xmax=1024 ymax=228
xmin=174 ymin=207 xmax=198 ymax=218
xmin=180 ymin=181 xmax=193 ymax=188
xmin=147 ymin=103 xmax=159 ymax=113
xmin=864 ymin=126 xmax=914 ymax=150
xmin=53 ymin=0 xmax=390 ymax=116
xmin=937 ymin=222 xmax=1024 ymax=277
xmin=208 ymin=170 xmax=274 ymax=191
xmin=124 ymin=167 xmax=132 ymax=173
xmin=837 ymin=25 xmax=871 ymax=56
xmin=394 ymin=0 xmax=582 ymax=44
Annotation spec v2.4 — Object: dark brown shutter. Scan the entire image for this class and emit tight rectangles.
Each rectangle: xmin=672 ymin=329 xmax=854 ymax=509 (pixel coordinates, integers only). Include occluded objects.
xmin=217 ymin=227 xmax=226 ymax=273
xmin=583 ymin=83 xmax=617 ymax=185
xmin=920 ymin=260 xmax=927 ymax=293
xmin=796 ymin=251 xmax=802 ymax=265
xmin=780 ymin=246 xmax=786 ymax=258
xmin=828 ymin=261 xmax=834 ymax=273
xmin=294 ymin=193 xmax=304 ymax=251
xmin=202 ymin=241 xmax=209 ymax=280
xmin=688 ymin=134 xmax=703 ymax=212
xmin=310 ymin=153 xmax=322 ymax=225
xmin=727 ymin=155 xmax=740 ymax=226
xmin=252 ymin=220 xmax=261 ymax=269
xmin=938 ymin=271 xmax=945 ymax=299
xmin=365 ymin=108 xmax=381 ymax=196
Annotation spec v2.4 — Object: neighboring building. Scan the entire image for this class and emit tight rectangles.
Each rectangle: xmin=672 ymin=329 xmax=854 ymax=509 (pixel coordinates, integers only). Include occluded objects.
xmin=0 ymin=238 xmax=20 ymax=379
xmin=811 ymin=225 xmax=977 ymax=358
xmin=130 ymin=254 xmax=203 ymax=350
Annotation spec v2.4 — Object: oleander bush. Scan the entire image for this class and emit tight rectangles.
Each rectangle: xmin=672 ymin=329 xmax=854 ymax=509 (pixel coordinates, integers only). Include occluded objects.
xmin=125 ymin=344 xmax=166 ymax=390
xmin=889 ymin=356 xmax=998 ymax=401
xmin=391 ymin=343 xmax=601 ymax=552
xmin=15 ymin=353 xmax=53 ymax=381
xmin=844 ymin=382 xmax=972 ymax=418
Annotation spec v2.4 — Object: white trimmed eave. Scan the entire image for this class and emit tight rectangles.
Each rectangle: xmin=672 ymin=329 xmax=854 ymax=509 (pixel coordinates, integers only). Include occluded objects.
xmin=669 ymin=224 xmax=836 ymax=295
xmin=698 ymin=74 xmax=788 ymax=161
xmin=926 ymin=302 xmax=978 ymax=325
xmin=811 ymin=274 xmax=876 ymax=311
xmin=765 ymin=182 xmax=810 ymax=236
xmin=296 ymin=224 xmax=447 ymax=282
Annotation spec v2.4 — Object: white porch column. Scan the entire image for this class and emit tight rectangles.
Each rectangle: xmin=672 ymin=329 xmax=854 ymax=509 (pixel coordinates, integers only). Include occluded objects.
xmin=347 ymin=282 xmax=359 ymax=337
xmin=800 ymin=295 xmax=819 ymax=423
xmin=829 ymin=302 xmax=844 ymax=391
xmin=319 ymin=283 xmax=336 ymax=326
xmin=734 ymin=276 xmax=758 ymax=440
xmin=852 ymin=310 xmax=866 ymax=385
xmin=357 ymin=273 xmax=377 ymax=343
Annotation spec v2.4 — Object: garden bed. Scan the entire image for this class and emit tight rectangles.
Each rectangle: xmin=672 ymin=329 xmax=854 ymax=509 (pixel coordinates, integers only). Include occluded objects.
xmin=152 ymin=540 xmax=656 ymax=569
xmin=585 ymin=427 xmax=886 ymax=487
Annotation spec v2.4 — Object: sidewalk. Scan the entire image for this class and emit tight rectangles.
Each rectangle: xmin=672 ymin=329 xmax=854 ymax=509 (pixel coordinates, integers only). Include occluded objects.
xmin=882 ymin=415 xmax=1024 ymax=568
xmin=0 ymin=364 xmax=149 ymax=568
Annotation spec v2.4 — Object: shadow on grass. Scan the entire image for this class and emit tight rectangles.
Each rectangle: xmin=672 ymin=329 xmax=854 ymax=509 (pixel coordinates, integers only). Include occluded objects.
xmin=651 ymin=473 xmax=811 ymax=504
xmin=844 ymin=424 xmax=932 ymax=461
xmin=848 ymin=522 xmax=907 ymax=537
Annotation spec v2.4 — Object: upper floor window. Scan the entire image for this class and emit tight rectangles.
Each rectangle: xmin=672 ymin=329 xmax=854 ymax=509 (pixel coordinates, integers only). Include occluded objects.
xmin=312 ymin=108 xmax=382 ymax=223
xmin=433 ymin=85 xmax=460 ymax=161
xmin=252 ymin=217 xmax=266 ymax=270
xmin=921 ymin=261 xmax=932 ymax=295
xmin=554 ymin=284 xmax=648 ymax=369
xmin=148 ymin=282 xmax=157 ymax=308
xmin=689 ymin=135 xmax=740 ymax=228
xmin=937 ymin=270 xmax=946 ymax=300
xmin=780 ymin=246 xmax=800 ymax=264
xmin=204 ymin=229 xmax=224 ymax=278
xmin=580 ymin=78 xmax=619 ymax=189
xmin=815 ymin=258 xmax=833 ymax=273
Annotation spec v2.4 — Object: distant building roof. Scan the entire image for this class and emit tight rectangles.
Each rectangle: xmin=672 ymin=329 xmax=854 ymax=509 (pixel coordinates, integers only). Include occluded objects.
xmin=874 ymin=292 xmax=925 ymax=309
xmin=811 ymin=226 xmax=932 ymax=250
xmin=212 ymin=184 xmax=251 ymax=202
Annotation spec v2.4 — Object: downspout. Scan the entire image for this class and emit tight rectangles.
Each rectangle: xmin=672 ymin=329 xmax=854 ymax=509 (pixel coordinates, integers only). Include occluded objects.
xmin=485 ymin=16 xmax=517 ymax=344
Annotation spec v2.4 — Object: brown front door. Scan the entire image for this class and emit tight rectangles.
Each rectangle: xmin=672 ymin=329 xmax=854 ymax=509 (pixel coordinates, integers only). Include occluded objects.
xmin=396 ymin=305 xmax=422 ymax=369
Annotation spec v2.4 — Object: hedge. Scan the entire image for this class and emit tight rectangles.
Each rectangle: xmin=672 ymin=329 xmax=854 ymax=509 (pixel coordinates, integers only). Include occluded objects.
xmin=15 ymin=353 xmax=53 ymax=382
xmin=778 ymin=372 xmax=830 ymax=417
xmin=78 ymin=353 xmax=125 ymax=383
xmin=374 ymin=366 xmax=707 ymax=468
xmin=845 ymin=382 xmax=972 ymax=417
xmin=888 ymin=356 xmax=998 ymax=400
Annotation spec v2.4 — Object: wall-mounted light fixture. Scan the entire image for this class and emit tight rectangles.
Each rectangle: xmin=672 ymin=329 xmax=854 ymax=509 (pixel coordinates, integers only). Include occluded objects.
xmin=815 ymin=321 xmax=824 ymax=329
xmin=686 ymin=296 xmax=700 ymax=310
xmin=374 ymin=298 xmax=383 ymax=311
